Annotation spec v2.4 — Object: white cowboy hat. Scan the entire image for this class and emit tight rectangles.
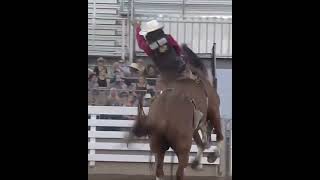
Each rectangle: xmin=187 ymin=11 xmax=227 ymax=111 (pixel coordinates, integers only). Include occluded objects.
xmin=97 ymin=57 xmax=105 ymax=62
xmin=139 ymin=20 xmax=164 ymax=36
xmin=129 ymin=63 xmax=141 ymax=71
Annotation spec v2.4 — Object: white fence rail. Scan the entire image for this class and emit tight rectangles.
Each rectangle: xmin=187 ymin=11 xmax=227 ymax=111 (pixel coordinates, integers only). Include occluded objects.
xmin=88 ymin=106 xmax=222 ymax=169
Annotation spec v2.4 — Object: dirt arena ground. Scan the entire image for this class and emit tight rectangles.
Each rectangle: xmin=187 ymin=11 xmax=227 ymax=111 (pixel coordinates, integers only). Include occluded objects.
xmin=89 ymin=174 xmax=232 ymax=180
xmin=89 ymin=162 xmax=231 ymax=180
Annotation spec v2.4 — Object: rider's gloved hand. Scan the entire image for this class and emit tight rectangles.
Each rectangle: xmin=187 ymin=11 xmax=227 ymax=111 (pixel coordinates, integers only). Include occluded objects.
xmin=133 ymin=20 xmax=141 ymax=27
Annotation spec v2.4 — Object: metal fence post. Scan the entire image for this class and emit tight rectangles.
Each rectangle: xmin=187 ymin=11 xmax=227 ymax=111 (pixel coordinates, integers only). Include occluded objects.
xmin=89 ymin=114 xmax=97 ymax=167
xmin=229 ymin=125 xmax=232 ymax=176
xmin=182 ymin=0 xmax=185 ymax=19
xmin=217 ymin=119 xmax=227 ymax=177
xmin=121 ymin=19 xmax=125 ymax=60
xmin=212 ymin=43 xmax=217 ymax=89
xmin=128 ymin=0 xmax=135 ymax=63
xmin=92 ymin=0 xmax=96 ymax=48
xmin=224 ymin=119 xmax=232 ymax=177
xmin=119 ymin=0 xmax=124 ymax=14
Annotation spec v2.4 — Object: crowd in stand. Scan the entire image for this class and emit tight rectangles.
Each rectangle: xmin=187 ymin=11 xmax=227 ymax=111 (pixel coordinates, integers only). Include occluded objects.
xmin=88 ymin=57 xmax=160 ymax=107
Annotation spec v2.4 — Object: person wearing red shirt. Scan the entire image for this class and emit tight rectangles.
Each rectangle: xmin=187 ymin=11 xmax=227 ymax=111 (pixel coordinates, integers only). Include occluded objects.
xmin=135 ymin=20 xmax=185 ymax=73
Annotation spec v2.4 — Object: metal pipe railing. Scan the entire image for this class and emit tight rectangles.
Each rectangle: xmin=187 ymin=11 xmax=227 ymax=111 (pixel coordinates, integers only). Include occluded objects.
xmin=121 ymin=19 xmax=126 ymax=60
xmin=129 ymin=0 xmax=135 ymax=63
xmin=92 ymin=0 xmax=96 ymax=48
xmin=134 ymin=17 xmax=232 ymax=57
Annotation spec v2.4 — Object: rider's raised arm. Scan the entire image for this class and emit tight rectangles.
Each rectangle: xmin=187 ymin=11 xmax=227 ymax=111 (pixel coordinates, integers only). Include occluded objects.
xmin=136 ymin=26 xmax=153 ymax=56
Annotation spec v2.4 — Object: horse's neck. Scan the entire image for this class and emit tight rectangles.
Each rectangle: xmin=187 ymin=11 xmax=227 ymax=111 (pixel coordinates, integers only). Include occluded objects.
xmin=156 ymin=62 xmax=211 ymax=88
xmin=159 ymin=71 xmax=179 ymax=81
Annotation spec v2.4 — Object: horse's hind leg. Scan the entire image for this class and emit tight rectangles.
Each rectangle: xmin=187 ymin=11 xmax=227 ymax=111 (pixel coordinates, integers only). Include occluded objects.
xmin=150 ymin=134 xmax=169 ymax=180
xmin=191 ymin=130 xmax=204 ymax=170
xmin=176 ymin=151 xmax=189 ymax=180
xmin=155 ymin=151 xmax=165 ymax=180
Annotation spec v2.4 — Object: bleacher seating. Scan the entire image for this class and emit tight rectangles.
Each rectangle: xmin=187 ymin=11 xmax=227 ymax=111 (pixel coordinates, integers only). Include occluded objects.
xmin=88 ymin=0 xmax=128 ymax=58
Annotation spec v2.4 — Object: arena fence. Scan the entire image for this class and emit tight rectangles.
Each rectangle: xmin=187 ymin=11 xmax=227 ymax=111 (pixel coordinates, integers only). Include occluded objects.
xmin=88 ymin=0 xmax=232 ymax=60
xmin=225 ymin=118 xmax=232 ymax=176
xmin=134 ymin=17 xmax=232 ymax=59
xmin=88 ymin=105 xmax=229 ymax=176
xmin=88 ymin=17 xmax=128 ymax=59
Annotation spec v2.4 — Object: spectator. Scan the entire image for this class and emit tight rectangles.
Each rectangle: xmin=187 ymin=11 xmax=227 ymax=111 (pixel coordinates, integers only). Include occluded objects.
xmin=110 ymin=62 xmax=124 ymax=77
xmin=118 ymin=59 xmax=131 ymax=77
xmin=128 ymin=63 xmax=142 ymax=77
xmin=147 ymin=88 xmax=156 ymax=97
xmin=106 ymin=88 xmax=121 ymax=106
xmin=144 ymin=64 xmax=158 ymax=86
xmin=88 ymin=68 xmax=94 ymax=78
xmin=136 ymin=59 xmax=145 ymax=73
xmin=88 ymin=74 xmax=99 ymax=105
xmin=88 ymin=74 xmax=98 ymax=90
xmin=95 ymin=89 xmax=108 ymax=106
xmin=110 ymin=74 xmax=127 ymax=93
xmin=123 ymin=93 xmax=137 ymax=120
xmin=133 ymin=76 xmax=149 ymax=98
xmin=112 ymin=62 xmax=121 ymax=73
xmin=125 ymin=63 xmax=141 ymax=86
xmin=94 ymin=57 xmax=108 ymax=76
xmin=119 ymin=91 xmax=129 ymax=106
xmin=109 ymin=62 xmax=123 ymax=84
xmin=144 ymin=64 xmax=158 ymax=78
xmin=143 ymin=93 xmax=152 ymax=106
xmin=124 ymin=93 xmax=137 ymax=107
xmin=97 ymin=71 xmax=108 ymax=87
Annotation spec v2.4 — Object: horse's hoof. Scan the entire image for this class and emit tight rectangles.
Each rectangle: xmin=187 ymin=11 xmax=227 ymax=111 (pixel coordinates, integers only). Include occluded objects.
xmin=196 ymin=163 xmax=203 ymax=170
xmin=191 ymin=159 xmax=202 ymax=170
xmin=207 ymin=152 xmax=219 ymax=163
xmin=124 ymin=132 xmax=134 ymax=142
xmin=191 ymin=159 xmax=199 ymax=169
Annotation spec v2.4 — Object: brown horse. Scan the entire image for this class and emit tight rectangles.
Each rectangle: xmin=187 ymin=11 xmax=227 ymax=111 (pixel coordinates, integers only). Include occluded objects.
xmin=128 ymin=44 xmax=223 ymax=180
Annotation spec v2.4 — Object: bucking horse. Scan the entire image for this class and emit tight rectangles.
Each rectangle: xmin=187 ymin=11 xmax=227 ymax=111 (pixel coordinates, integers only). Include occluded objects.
xmin=126 ymin=35 xmax=224 ymax=180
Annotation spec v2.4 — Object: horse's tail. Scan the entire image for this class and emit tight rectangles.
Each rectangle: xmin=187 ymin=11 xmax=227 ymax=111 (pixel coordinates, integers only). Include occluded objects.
xmin=131 ymin=95 xmax=149 ymax=138
xmin=137 ymin=95 xmax=145 ymax=117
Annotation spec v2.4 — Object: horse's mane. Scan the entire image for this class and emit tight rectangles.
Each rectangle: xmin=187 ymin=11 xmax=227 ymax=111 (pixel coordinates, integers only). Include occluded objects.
xmin=181 ymin=44 xmax=208 ymax=78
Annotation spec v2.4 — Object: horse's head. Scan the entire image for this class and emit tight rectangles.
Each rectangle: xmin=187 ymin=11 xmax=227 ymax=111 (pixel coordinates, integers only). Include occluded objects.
xmin=181 ymin=44 xmax=208 ymax=78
